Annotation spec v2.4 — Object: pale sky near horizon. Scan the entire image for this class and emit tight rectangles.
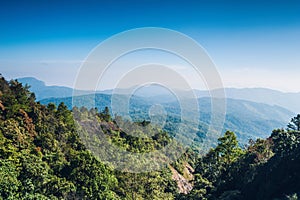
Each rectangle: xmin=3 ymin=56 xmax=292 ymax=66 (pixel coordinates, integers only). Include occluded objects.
xmin=0 ymin=0 xmax=300 ymax=92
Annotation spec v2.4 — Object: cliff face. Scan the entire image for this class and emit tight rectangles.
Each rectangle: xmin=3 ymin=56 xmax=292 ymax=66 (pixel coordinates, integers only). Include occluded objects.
xmin=169 ymin=163 xmax=194 ymax=194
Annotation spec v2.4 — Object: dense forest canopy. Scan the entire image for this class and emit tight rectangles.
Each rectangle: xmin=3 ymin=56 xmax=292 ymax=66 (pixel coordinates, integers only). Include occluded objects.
xmin=0 ymin=75 xmax=300 ymax=200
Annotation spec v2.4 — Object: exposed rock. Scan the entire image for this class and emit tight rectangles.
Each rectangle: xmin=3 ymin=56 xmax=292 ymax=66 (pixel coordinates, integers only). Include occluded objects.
xmin=169 ymin=164 xmax=193 ymax=194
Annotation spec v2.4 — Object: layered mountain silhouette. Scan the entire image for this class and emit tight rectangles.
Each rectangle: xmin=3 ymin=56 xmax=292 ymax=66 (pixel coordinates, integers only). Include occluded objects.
xmin=17 ymin=77 xmax=297 ymax=144
xmin=18 ymin=77 xmax=300 ymax=113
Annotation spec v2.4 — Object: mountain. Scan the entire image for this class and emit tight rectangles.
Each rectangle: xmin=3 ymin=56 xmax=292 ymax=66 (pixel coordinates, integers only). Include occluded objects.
xmin=0 ymin=75 xmax=179 ymax=199
xmin=15 ymin=77 xmax=295 ymax=144
xmin=195 ymin=88 xmax=300 ymax=114
xmin=40 ymin=93 xmax=294 ymax=145
xmin=17 ymin=77 xmax=93 ymax=101
xmin=2 ymin=75 xmax=299 ymax=200
xmin=17 ymin=77 xmax=73 ymax=100
xmin=18 ymin=77 xmax=300 ymax=113
xmin=131 ymin=86 xmax=300 ymax=113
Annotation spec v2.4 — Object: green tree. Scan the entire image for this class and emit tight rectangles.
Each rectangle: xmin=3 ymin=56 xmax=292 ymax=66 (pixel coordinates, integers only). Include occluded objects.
xmin=100 ymin=106 xmax=111 ymax=122
xmin=67 ymin=150 xmax=119 ymax=199
xmin=191 ymin=131 xmax=243 ymax=199
xmin=215 ymin=131 xmax=243 ymax=164
xmin=287 ymin=114 xmax=300 ymax=131
xmin=0 ymin=160 xmax=20 ymax=200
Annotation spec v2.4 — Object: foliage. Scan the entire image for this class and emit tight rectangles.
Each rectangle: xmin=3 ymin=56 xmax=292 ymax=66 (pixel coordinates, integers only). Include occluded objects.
xmin=185 ymin=116 xmax=300 ymax=200
xmin=287 ymin=114 xmax=300 ymax=131
xmin=0 ymin=76 xmax=178 ymax=199
xmin=1 ymin=75 xmax=300 ymax=200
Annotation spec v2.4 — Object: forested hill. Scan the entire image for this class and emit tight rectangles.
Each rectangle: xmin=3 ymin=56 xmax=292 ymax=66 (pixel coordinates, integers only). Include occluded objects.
xmin=40 ymin=93 xmax=294 ymax=145
xmin=0 ymin=76 xmax=179 ymax=199
xmin=1 ymin=76 xmax=300 ymax=200
xmin=19 ymin=77 xmax=295 ymax=144
xmin=18 ymin=77 xmax=300 ymax=113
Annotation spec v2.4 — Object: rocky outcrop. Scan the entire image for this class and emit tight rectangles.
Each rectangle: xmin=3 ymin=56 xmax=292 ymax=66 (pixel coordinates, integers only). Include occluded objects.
xmin=169 ymin=164 xmax=194 ymax=194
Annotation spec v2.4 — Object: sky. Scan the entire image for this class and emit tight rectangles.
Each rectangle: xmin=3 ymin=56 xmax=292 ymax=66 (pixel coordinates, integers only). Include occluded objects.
xmin=0 ymin=0 xmax=300 ymax=92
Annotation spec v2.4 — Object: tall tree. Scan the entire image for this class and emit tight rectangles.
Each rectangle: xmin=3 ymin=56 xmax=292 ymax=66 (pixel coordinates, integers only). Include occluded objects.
xmin=287 ymin=114 xmax=300 ymax=131
xmin=215 ymin=131 xmax=243 ymax=164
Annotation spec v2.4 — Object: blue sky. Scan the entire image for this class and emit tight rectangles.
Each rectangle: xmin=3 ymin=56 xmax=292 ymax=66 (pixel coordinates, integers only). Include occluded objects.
xmin=0 ymin=0 xmax=300 ymax=91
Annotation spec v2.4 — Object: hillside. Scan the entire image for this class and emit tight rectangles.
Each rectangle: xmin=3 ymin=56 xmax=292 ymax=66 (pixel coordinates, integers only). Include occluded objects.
xmin=17 ymin=77 xmax=93 ymax=101
xmin=195 ymin=88 xmax=300 ymax=113
xmin=0 ymin=76 xmax=180 ymax=199
xmin=1 ymin=76 xmax=300 ymax=200
xmin=40 ymin=94 xmax=294 ymax=145
xmin=18 ymin=77 xmax=300 ymax=112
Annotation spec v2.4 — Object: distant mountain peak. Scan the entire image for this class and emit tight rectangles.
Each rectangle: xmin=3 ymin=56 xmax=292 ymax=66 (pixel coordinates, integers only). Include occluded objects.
xmin=17 ymin=77 xmax=45 ymax=88
xmin=15 ymin=77 xmax=300 ymax=113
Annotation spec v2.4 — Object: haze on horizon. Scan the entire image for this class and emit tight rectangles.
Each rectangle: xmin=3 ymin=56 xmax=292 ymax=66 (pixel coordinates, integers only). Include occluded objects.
xmin=0 ymin=0 xmax=300 ymax=92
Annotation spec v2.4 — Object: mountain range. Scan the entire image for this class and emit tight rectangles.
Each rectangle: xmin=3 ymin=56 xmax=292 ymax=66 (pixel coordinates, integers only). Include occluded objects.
xmin=18 ymin=77 xmax=300 ymax=113
xmin=17 ymin=77 xmax=298 ymax=145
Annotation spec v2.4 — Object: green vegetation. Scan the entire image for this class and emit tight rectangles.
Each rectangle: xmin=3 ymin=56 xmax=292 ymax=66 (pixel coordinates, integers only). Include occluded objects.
xmin=1 ymin=76 xmax=300 ymax=199
xmin=40 ymin=93 xmax=294 ymax=146
xmin=179 ymin=127 xmax=300 ymax=199
xmin=0 ymin=77 xmax=177 ymax=199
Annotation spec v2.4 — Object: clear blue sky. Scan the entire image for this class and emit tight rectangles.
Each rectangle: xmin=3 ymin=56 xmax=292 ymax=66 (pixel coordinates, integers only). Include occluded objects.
xmin=0 ymin=0 xmax=300 ymax=91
